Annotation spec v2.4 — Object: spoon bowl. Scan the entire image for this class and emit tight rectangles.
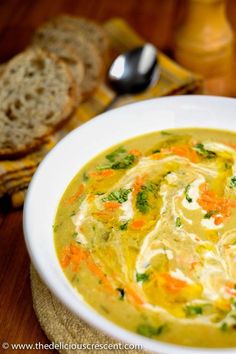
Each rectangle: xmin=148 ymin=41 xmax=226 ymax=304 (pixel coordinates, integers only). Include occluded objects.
xmin=108 ymin=43 xmax=159 ymax=94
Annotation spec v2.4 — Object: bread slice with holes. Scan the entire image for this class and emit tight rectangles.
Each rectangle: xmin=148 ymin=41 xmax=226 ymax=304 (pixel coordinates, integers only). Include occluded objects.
xmin=31 ymin=41 xmax=84 ymax=104
xmin=0 ymin=48 xmax=76 ymax=158
xmin=46 ymin=15 xmax=110 ymax=58
xmin=32 ymin=25 xmax=103 ymax=99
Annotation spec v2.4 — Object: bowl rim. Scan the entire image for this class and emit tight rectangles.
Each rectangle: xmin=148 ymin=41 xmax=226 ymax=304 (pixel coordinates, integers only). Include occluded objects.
xmin=23 ymin=95 xmax=236 ymax=354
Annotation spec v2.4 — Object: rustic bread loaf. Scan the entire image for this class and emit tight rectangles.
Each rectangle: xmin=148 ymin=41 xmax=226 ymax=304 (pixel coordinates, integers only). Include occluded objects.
xmin=32 ymin=25 xmax=103 ymax=99
xmin=0 ymin=48 xmax=76 ymax=158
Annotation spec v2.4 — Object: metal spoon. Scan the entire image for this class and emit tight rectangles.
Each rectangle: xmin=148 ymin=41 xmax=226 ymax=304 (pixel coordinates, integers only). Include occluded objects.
xmin=108 ymin=43 xmax=159 ymax=95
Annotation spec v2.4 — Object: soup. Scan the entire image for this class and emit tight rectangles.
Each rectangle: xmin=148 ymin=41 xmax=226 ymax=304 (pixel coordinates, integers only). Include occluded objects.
xmin=54 ymin=128 xmax=236 ymax=347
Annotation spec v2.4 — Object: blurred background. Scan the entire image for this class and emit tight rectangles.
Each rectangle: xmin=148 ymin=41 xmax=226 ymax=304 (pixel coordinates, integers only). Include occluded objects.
xmin=0 ymin=0 xmax=235 ymax=96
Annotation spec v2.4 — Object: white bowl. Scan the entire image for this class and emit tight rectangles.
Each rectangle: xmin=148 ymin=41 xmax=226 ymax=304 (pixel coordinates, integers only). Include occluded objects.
xmin=23 ymin=96 xmax=236 ymax=354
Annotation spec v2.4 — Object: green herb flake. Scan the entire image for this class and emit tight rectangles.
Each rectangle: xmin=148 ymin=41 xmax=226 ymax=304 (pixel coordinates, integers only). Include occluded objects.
xmin=83 ymin=172 xmax=89 ymax=181
xmin=184 ymin=184 xmax=192 ymax=203
xmin=116 ymin=288 xmax=125 ymax=300
xmin=229 ymin=176 xmax=236 ymax=189
xmin=220 ymin=322 xmax=228 ymax=332
xmin=136 ymin=188 xmax=149 ymax=213
xmin=111 ymin=154 xmax=135 ymax=169
xmin=231 ymin=314 xmax=236 ymax=320
xmin=72 ymin=232 xmax=78 ymax=238
xmin=103 ymin=188 xmax=131 ymax=203
xmin=119 ymin=222 xmax=128 ymax=230
xmin=175 ymin=217 xmax=182 ymax=227
xmin=231 ymin=298 xmax=236 ymax=309
xmin=204 ymin=210 xmax=218 ymax=219
xmin=96 ymin=163 xmax=113 ymax=171
xmin=160 ymin=131 xmax=171 ymax=136
xmin=70 ymin=211 xmax=76 ymax=217
xmin=53 ymin=224 xmax=60 ymax=232
xmin=193 ymin=143 xmax=216 ymax=159
xmin=98 ymin=146 xmax=137 ymax=170
xmin=224 ymin=162 xmax=231 ymax=170
xmin=137 ymin=323 xmax=167 ymax=338
xmin=185 ymin=305 xmax=203 ymax=316
xmin=136 ymin=272 xmax=149 ymax=282
xmin=106 ymin=146 xmax=126 ymax=162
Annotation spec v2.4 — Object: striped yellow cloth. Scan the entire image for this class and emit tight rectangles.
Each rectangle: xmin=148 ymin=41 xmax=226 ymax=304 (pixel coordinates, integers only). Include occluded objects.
xmin=0 ymin=18 xmax=203 ymax=207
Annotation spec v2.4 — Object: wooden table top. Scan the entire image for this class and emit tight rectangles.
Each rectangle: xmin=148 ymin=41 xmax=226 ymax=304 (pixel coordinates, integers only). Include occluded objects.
xmin=1 ymin=0 xmax=236 ymax=352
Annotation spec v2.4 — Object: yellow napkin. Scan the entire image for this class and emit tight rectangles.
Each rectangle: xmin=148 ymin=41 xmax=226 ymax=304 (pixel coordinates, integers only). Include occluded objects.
xmin=0 ymin=18 xmax=203 ymax=207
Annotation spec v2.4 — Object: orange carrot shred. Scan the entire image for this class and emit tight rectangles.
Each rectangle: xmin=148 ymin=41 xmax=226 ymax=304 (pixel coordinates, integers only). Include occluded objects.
xmin=90 ymin=169 xmax=114 ymax=178
xmin=103 ymin=201 xmax=120 ymax=210
xmin=131 ymin=219 xmax=145 ymax=230
xmin=128 ymin=149 xmax=142 ymax=157
xmin=170 ymin=145 xmax=199 ymax=163
xmin=133 ymin=175 xmax=144 ymax=193
xmin=125 ymin=286 xmax=144 ymax=306
xmin=67 ymin=183 xmax=85 ymax=205
xmin=162 ymin=273 xmax=187 ymax=293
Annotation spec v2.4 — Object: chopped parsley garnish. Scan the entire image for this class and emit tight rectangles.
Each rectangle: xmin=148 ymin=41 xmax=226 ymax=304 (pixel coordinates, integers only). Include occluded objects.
xmin=224 ymin=162 xmax=231 ymax=170
xmin=220 ymin=322 xmax=228 ymax=332
xmin=231 ymin=314 xmax=236 ymax=320
xmin=136 ymin=188 xmax=149 ymax=213
xmin=97 ymin=146 xmax=137 ymax=170
xmin=136 ymin=183 xmax=159 ymax=214
xmin=111 ymin=154 xmax=135 ymax=169
xmin=185 ymin=305 xmax=203 ymax=316
xmin=116 ymin=288 xmax=125 ymax=300
xmin=70 ymin=211 xmax=76 ymax=217
xmin=175 ymin=217 xmax=182 ymax=227
xmin=137 ymin=323 xmax=167 ymax=337
xmin=229 ymin=176 xmax=236 ymax=188
xmin=145 ymin=182 xmax=160 ymax=196
xmin=231 ymin=298 xmax=236 ymax=309
xmin=136 ymin=272 xmax=149 ymax=282
xmin=106 ymin=146 xmax=126 ymax=162
xmin=72 ymin=232 xmax=78 ymax=238
xmin=193 ymin=143 xmax=216 ymax=159
xmin=96 ymin=191 xmax=105 ymax=195
xmin=53 ymin=224 xmax=60 ymax=232
xmin=184 ymin=184 xmax=192 ymax=203
xmin=152 ymin=149 xmax=161 ymax=153
xmin=204 ymin=210 xmax=218 ymax=219
xmin=83 ymin=172 xmax=89 ymax=181
xmin=119 ymin=222 xmax=129 ymax=230
xmin=160 ymin=131 xmax=171 ymax=136
xmin=102 ymin=188 xmax=131 ymax=203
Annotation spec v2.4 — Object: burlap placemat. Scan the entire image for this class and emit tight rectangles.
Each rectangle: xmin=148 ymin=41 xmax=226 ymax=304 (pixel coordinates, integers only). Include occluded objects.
xmin=30 ymin=266 xmax=151 ymax=354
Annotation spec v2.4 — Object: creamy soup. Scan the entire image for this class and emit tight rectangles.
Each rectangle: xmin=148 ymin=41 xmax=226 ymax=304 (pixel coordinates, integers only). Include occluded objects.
xmin=54 ymin=128 xmax=236 ymax=347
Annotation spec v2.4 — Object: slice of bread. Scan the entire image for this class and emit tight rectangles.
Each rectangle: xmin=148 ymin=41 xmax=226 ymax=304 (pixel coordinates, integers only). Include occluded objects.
xmin=47 ymin=15 xmax=109 ymax=58
xmin=31 ymin=41 xmax=84 ymax=103
xmin=0 ymin=48 xmax=76 ymax=158
xmin=32 ymin=25 xmax=103 ymax=99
